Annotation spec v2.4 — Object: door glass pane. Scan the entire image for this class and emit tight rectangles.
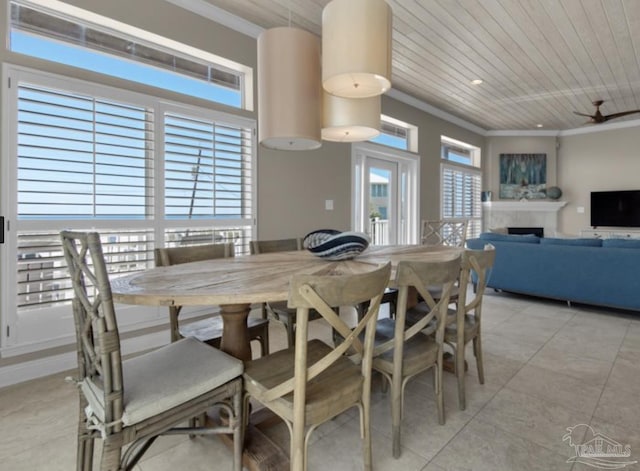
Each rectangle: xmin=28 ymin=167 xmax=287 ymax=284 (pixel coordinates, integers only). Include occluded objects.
xmin=368 ymin=166 xmax=392 ymax=245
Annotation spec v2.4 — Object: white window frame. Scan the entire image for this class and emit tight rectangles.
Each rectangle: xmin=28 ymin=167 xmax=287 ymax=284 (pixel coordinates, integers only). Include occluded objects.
xmin=369 ymin=115 xmax=418 ymax=153
xmin=8 ymin=0 xmax=254 ymax=111
xmin=1 ymin=64 xmax=256 ymax=356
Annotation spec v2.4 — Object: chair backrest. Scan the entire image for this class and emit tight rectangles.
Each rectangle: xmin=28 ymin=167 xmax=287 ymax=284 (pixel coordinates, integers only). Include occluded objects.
xmin=154 ymin=243 xmax=235 ymax=342
xmin=259 ymin=263 xmax=391 ymax=404
xmin=154 ymin=243 xmax=235 ymax=267
xmin=60 ymin=230 xmax=124 ymax=434
xmin=455 ymin=246 xmax=496 ymax=322
xmin=250 ymin=238 xmax=302 ymax=254
xmin=421 ymin=219 xmax=469 ymax=247
xmin=374 ymin=257 xmax=461 ymax=359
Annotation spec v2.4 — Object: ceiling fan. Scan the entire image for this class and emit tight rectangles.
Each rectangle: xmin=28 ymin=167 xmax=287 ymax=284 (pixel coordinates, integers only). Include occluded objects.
xmin=574 ymin=100 xmax=640 ymax=124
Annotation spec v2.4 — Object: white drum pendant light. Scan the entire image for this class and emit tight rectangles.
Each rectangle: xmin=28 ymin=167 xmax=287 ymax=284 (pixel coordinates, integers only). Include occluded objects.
xmin=258 ymin=27 xmax=322 ymax=150
xmin=322 ymin=93 xmax=381 ymax=142
xmin=322 ymin=0 xmax=392 ymax=98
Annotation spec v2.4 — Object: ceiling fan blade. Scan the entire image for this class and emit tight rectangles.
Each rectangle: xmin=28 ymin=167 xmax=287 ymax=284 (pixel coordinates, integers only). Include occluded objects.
xmin=573 ymin=111 xmax=593 ymax=118
xmin=603 ymin=110 xmax=640 ymax=121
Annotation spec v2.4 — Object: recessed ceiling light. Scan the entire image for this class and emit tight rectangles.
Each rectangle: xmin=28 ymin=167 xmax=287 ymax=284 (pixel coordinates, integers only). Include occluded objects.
xmin=470 ymin=79 xmax=483 ymax=85
xmin=536 ymin=124 xmax=543 ymax=128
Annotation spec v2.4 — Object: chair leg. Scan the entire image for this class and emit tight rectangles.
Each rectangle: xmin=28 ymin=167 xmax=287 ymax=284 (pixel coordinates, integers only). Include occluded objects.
xmin=284 ymin=320 xmax=295 ymax=349
xmin=290 ymin=419 xmax=305 ymax=471
xmin=363 ymin=400 xmax=373 ymax=471
xmin=435 ymin=362 xmax=445 ymax=425
xmin=242 ymin=394 xmax=252 ymax=430
xmin=76 ymin=429 xmax=94 ymax=471
xmin=100 ymin=437 xmax=123 ymax=471
xmin=474 ymin=336 xmax=485 ymax=384
xmin=261 ymin=325 xmax=270 ymax=356
xmin=233 ymin=388 xmax=243 ymax=471
xmin=454 ymin=342 xmax=466 ymax=411
xmin=77 ymin=398 xmax=94 ymax=471
xmin=390 ymin=374 xmax=402 ymax=459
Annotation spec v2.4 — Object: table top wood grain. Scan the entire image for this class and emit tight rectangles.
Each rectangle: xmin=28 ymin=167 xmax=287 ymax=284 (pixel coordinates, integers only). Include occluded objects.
xmin=111 ymin=244 xmax=460 ymax=308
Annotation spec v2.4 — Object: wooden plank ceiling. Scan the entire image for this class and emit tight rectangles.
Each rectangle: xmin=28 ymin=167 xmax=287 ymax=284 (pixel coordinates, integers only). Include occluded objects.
xmin=201 ymin=0 xmax=640 ymax=131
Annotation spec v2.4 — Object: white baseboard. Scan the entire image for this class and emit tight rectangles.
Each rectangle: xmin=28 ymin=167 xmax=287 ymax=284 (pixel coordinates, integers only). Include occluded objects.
xmin=0 ymin=330 xmax=170 ymax=389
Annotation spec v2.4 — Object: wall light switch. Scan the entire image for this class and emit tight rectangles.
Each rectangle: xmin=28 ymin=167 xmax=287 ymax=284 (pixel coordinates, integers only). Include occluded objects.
xmin=325 ymin=199 xmax=334 ymax=210
xmin=577 ymin=206 xmax=585 ymax=214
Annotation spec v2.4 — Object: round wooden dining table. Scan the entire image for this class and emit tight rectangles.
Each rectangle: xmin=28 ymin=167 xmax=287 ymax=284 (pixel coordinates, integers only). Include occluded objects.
xmin=111 ymin=244 xmax=460 ymax=361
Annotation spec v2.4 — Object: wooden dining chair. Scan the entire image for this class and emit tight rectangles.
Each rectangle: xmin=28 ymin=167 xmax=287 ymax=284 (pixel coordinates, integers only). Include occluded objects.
xmin=444 ymin=246 xmax=496 ymax=410
xmin=243 ymin=262 xmax=391 ymax=471
xmin=372 ymin=256 xmax=461 ymax=458
xmin=60 ymin=231 xmax=244 ymax=471
xmin=250 ymin=237 xmax=323 ymax=348
xmin=155 ymin=243 xmax=269 ymax=357
xmin=420 ymin=219 xmax=469 ymax=306
xmin=421 ymin=219 xmax=469 ymax=247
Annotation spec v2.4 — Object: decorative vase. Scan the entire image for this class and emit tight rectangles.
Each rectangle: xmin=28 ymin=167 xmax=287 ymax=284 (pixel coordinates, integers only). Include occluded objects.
xmin=546 ymin=186 xmax=562 ymax=200
xmin=303 ymin=229 xmax=370 ymax=260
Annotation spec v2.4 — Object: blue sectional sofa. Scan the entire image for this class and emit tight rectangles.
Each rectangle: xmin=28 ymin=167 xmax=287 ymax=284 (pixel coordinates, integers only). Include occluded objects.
xmin=466 ymin=233 xmax=640 ymax=312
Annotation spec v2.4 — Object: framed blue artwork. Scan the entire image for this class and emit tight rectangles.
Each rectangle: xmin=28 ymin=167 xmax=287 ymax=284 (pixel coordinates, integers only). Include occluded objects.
xmin=499 ymin=153 xmax=547 ymax=199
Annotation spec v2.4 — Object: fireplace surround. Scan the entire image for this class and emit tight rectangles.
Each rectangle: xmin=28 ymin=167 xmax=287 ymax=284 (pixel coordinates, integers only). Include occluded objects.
xmin=482 ymin=201 xmax=567 ymax=237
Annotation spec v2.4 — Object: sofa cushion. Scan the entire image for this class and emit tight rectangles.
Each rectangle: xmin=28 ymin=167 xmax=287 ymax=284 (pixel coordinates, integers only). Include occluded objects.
xmin=479 ymin=232 xmax=540 ymax=244
xmin=540 ymin=237 xmax=602 ymax=247
xmin=602 ymin=238 xmax=640 ymax=248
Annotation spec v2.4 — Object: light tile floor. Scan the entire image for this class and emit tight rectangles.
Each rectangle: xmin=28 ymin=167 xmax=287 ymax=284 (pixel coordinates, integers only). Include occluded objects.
xmin=2 ymin=290 xmax=640 ymax=471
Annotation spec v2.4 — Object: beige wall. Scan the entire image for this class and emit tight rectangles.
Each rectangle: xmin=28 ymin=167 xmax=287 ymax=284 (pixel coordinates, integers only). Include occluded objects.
xmin=256 ymin=143 xmax=352 ymax=239
xmin=558 ymin=126 xmax=640 ymax=235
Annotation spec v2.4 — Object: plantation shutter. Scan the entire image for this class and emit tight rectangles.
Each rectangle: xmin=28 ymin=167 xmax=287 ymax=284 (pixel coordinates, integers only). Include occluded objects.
xmin=17 ymin=84 xmax=154 ymax=219
xmin=164 ymin=113 xmax=252 ymax=220
xmin=15 ymin=83 xmax=155 ymax=310
xmin=441 ymin=163 xmax=482 ymax=238
xmin=163 ymin=112 xmax=255 ymax=251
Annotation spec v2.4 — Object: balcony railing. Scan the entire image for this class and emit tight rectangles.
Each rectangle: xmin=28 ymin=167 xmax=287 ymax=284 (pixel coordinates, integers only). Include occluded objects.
xmin=369 ymin=219 xmax=389 ymax=245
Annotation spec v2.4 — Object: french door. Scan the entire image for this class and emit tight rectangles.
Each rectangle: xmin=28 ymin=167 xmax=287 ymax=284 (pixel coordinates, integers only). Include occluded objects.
xmin=352 ymin=143 xmax=419 ymax=245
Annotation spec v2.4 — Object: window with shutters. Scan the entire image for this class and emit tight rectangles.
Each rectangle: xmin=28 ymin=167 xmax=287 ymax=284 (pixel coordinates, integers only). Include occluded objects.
xmin=1 ymin=65 xmax=255 ymax=354
xmin=440 ymin=136 xmax=482 ymax=239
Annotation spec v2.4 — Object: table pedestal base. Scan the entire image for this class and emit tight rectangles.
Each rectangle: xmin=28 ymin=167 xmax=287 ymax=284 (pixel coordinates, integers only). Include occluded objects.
xmin=210 ymin=409 xmax=289 ymax=471
xmin=219 ymin=303 xmax=252 ymax=361
xmin=443 ymin=352 xmax=468 ymax=373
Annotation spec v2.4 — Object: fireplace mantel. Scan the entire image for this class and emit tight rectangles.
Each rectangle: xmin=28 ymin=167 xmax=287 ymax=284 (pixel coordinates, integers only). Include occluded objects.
xmin=482 ymin=200 xmax=568 ymax=236
xmin=482 ymin=201 xmax=567 ymax=212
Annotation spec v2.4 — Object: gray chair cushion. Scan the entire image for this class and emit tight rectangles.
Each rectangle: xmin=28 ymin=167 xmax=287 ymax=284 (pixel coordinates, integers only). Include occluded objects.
xmin=82 ymin=337 xmax=243 ymax=426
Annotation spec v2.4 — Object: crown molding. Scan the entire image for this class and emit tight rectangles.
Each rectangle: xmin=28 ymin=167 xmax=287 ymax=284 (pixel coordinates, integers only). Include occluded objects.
xmin=164 ymin=0 xmax=264 ymax=38
xmin=558 ymin=117 xmax=640 ymax=136
xmin=385 ymin=88 xmax=488 ymax=135
xmin=486 ymin=129 xmax=560 ymax=137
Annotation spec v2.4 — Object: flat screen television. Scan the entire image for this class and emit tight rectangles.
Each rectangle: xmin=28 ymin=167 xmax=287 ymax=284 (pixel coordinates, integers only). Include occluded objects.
xmin=591 ymin=190 xmax=640 ymax=228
